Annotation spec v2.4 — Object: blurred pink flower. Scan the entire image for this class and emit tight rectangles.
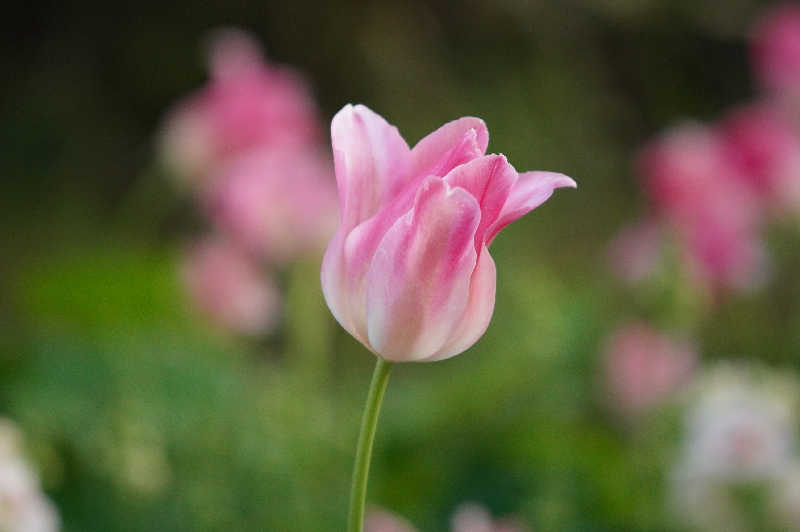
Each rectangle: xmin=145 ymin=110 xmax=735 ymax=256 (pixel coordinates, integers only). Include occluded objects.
xmin=636 ymin=123 xmax=751 ymax=221
xmin=603 ymin=322 xmax=696 ymax=415
xmin=607 ymin=219 xmax=664 ymax=283
xmin=751 ymin=4 xmax=800 ymax=99
xmin=365 ymin=504 xmax=530 ymax=532
xmin=681 ymin=201 xmax=770 ymax=293
xmin=364 ymin=508 xmax=418 ymax=532
xmin=160 ymin=28 xmax=321 ymax=185
xmin=720 ymin=102 xmax=800 ymax=211
xmin=181 ymin=238 xmax=280 ymax=335
xmin=451 ymin=503 xmax=531 ymax=532
xmin=321 ymin=104 xmax=575 ymax=362
xmin=636 ymin=123 xmax=767 ymax=291
xmin=206 ymin=147 xmax=338 ymax=264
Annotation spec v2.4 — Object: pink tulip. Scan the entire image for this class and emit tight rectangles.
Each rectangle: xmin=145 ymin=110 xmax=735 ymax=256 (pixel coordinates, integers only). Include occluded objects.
xmin=637 ymin=123 xmax=744 ymax=221
xmin=320 ymin=104 xmax=575 ymax=362
xmin=206 ymin=147 xmax=338 ymax=264
xmin=603 ymin=322 xmax=696 ymax=415
xmin=751 ymin=4 xmax=800 ymax=99
xmin=181 ymin=238 xmax=280 ymax=335
xmin=636 ymin=123 xmax=767 ymax=290
xmin=160 ymin=29 xmax=320 ymax=185
xmin=720 ymin=102 xmax=800 ymax=210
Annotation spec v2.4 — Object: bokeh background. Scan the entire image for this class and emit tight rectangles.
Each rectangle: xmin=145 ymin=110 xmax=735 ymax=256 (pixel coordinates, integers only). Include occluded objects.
xmin=3 ymin=1 xmax=800 ymax=530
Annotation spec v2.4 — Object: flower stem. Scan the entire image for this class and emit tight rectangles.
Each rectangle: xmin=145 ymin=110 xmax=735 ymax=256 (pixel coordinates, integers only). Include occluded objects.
xmin=348 ymin=357 xmax=393 ymax=532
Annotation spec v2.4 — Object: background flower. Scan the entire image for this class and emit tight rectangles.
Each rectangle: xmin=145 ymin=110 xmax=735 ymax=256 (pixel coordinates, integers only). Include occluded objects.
xmin=159 ymin=29 xmax=320 ymax=186
xmin=670 ymin=364 xmax=799 ymax=530
xmin=602 ymin=322 xmax=696 ymax=416
xmin=752 ymin=4 xmax=800 ymax=101
xmin=205 ymin=147 xmax=337 ymax=264
xmin=0 ymin=420 xmax=59 ymax=532
xmin=180 ymin=238 xmax=281 ymax=335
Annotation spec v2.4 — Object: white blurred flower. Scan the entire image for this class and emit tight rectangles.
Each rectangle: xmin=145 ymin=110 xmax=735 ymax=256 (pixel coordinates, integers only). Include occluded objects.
xmin=670 ymin=363 xmax=799 ymax=530
xmin=772 ymin=462 xmax=800 ymax=529
xmin=683 ymin=366 xmax=795 ymax=481
xmin=0 ymin=422 xmax=22 ymax=461
xmin=0 ymin=420 xmax=59 ymax=532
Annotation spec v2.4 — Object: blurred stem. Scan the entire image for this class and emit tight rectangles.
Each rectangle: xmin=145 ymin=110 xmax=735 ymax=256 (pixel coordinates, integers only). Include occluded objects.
xmin=348 ymin=357 xmax=393 ymax=532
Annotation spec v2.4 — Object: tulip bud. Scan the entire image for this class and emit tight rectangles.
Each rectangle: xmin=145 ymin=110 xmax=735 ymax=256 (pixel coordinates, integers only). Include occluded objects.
xmin=321 ymin=104 xmax=575 ymax=362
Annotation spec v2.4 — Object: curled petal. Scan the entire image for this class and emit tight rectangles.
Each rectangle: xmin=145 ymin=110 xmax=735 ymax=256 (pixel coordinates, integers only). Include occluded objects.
xmin=410 ymin=117 xmax=489 ymax=179
xmin=487 ymin=171 xmax=576 ymax=244
xmin=331 ymin=104 xmax=411 ymax=231
xmin=366 ymin=178 xmax=480 ymax=361
xmin=444 ymin=154 xmax=518 ymax=249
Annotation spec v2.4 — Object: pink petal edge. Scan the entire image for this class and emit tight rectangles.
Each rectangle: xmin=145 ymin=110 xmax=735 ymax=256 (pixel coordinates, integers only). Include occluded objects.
xmin=487 ymin=171 xmax=576 ymax=244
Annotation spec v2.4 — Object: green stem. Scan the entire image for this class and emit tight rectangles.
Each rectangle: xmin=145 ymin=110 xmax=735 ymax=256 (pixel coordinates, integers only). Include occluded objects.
xmin=348 ymin=357 xmax=393 ymax=532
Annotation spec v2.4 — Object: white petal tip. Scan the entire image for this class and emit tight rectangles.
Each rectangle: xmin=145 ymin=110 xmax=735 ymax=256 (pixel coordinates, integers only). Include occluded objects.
xmin=554 ymin=174 xmax=578 ymax=189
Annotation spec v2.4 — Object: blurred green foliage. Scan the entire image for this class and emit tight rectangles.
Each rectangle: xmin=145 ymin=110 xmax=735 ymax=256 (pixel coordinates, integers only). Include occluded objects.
xmin=2 ymin=0 xmax=800 ymax=530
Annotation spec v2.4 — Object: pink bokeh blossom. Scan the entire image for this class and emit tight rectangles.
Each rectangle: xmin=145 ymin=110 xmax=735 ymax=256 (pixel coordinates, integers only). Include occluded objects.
xmin=160 ymin=28 xmax=338 ymax=338
xmin=603 ymin=322 xmax=696 ymax=415
xmin=181 ymin=238 xmax=280 ymax=335
xmin=364 ymin=508 xmax=418 ymax=532
xmin=160 ymin=29 xmax=321 ymax=185
xmin=451 ymin=503 xmax=531 ymax=532
xmin=636 ymin=123 xmax=767 ymax=291
xmin=206 ymin=147 xmax=338 ymax=264
xmin=720 ymin=102 xmax=800 ymax=211
xmin=321 ymin=104 xmax=575 ymax=362
xmin=751 ymin=4 xmax=800 ymax=100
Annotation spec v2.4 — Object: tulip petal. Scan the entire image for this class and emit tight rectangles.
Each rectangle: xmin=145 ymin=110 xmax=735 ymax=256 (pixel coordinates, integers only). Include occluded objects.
xmin=321 ymin=231 xmax=360 ymax=343
xmin=331 ymin=104 xmax=411 ymax=231
xmin=366 ymin=177 xmax=481 ymax=361
xmin=410 ymin=117 xmax=489 ymax=179
xmin=444 ymin=154 xmax=518 ymax=250
xmin=487 ymin=171 xmax=576 ymax=244
xmin=425 ymin=244 xmax=497 ymax=361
